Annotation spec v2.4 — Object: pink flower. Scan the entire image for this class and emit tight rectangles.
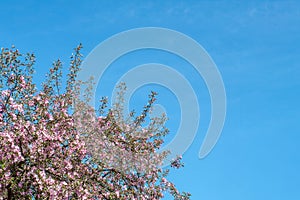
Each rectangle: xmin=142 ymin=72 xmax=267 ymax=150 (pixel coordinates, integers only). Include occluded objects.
xmin=28 ymin=100 xmax=34 ymax=107
xmin=19 ymin=76 xmax=26 ymax=88
xmin=1 ymin=90 xmax=10 ymax=97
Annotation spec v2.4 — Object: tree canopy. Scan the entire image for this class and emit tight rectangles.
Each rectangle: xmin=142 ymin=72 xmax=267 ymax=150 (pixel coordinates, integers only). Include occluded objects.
xmin=0 ymin=45 xmax=191 ymax=199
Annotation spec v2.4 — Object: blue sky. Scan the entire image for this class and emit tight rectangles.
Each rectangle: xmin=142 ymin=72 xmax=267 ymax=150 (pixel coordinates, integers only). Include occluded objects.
xmin=1 ymin=1 xmax=300 ymax=199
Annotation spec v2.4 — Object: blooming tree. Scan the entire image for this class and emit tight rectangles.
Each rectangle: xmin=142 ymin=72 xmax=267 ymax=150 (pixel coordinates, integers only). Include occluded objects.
xmin=0 ymin=45 xmax=191 ymax=199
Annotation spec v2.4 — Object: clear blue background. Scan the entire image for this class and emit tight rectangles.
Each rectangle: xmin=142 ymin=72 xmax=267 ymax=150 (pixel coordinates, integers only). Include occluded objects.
xmin=1 ymin=1 xmax=300 ymax=199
